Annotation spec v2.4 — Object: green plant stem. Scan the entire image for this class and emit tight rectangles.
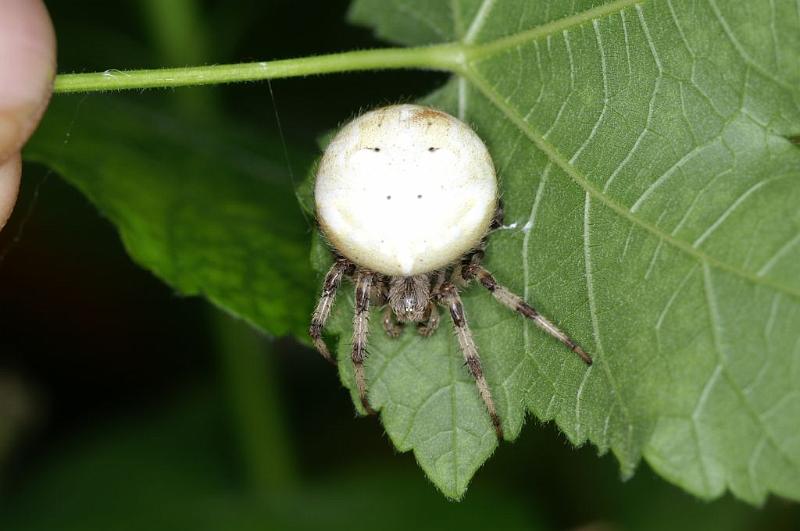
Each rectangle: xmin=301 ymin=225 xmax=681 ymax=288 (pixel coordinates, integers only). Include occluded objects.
xmin=53 ymin=44 xmax=467 ymax=94
xmin=213 ymin=310 xmax=297 ymax=494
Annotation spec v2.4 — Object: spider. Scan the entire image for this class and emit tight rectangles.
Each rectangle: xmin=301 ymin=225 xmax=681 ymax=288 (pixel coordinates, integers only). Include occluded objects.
xmin=309 ymin=104 xmax=592 ymax=439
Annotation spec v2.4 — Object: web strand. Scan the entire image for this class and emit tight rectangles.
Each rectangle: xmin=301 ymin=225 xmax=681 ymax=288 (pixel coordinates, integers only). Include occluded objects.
xmin=266 ymin=79 xmax=311 ymax=230
xmin=0 ymin=94 xmax=88 ymax=269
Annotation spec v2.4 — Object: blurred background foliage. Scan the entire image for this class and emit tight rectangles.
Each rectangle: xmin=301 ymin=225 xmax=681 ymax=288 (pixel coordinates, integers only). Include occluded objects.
xmin=0 ymin=1 xmax=797 ymax=529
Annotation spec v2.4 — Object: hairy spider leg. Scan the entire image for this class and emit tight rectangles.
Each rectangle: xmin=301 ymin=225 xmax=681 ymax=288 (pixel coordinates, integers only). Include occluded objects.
xmin=417 ymin=269 xmax=445 ymax=337
xmin=379 ymin=276 xmax=403 ymax=338
xmin=352 ymin=271 xmax=376 ymax=414
xmin=309 ymin=259 xmax=350 ymax=364
xmin=416 ymin=301 xmax=441 ymax=337
xmin=382 ymin=304 xmax=404 ymax=337
xmin=463 ymin=263 xmax=593 ymax=366
xmin=439 ymin=282 xmax=503 ymax=439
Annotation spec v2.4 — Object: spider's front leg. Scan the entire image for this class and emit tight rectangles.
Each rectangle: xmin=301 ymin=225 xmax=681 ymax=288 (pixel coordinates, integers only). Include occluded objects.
xmin=416 ymin=302 xmax=440 ymax=337
xmin=352 ymin=270 xmax=376 ymax=415
xmin=462 ymin=256 xmax=593 ymax=366
xmin=382 ymin=306 xmax=404 ymax=338
xmin=309 ymin=258 xmax=351 ymax=364
xmin=439 ymin=282 xmax=503 ymax=439
xmin=417 ymin=269 xmax=444 ymax=337
xmin=378 ymin=281 xmax=403 ymax=338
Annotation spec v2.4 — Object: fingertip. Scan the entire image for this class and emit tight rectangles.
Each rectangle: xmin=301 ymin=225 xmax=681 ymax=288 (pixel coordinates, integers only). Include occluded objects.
xmin=0 ymin=0 xmax=57 ymax=160
xmin=0 ymin=154 xmax=22 ymax=231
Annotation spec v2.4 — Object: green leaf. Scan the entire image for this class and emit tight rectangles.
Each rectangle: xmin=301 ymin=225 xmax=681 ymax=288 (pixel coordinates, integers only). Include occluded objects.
xmin=24 ymin=95 xmax=315 ymax=338
xmin=325 ymin=0 xmax=800 ymax=501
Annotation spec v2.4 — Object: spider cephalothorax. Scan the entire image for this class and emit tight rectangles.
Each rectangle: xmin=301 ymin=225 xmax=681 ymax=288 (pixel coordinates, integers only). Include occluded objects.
xmin=387 ymin=275 xmax=430 ymax=322
xmin=309 ymin=104 xmax=591 ymax=438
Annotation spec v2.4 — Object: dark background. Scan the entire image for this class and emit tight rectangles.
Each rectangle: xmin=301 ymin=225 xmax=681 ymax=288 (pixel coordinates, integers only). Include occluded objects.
xmin=0 ymin=1 xmax=796 ymax=529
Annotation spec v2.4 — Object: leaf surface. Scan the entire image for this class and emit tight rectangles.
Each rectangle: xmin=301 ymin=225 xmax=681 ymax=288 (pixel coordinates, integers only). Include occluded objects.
xmin=24 ymin=96 xmax=315 ymax=338
xmin=336 ymin=0 xmax=800 ymax=501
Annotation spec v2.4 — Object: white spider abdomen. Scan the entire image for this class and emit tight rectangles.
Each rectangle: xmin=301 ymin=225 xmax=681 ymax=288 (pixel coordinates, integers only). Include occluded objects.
xmin=315 ymin=104 xmax=498 ymax=276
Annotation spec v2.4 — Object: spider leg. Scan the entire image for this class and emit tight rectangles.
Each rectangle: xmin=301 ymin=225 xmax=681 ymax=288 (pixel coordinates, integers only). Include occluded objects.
xmin=352 ymin=270 xmax=376 ymax=415
xmin=418 ymin=269 xmax=445 ymax=336
xmin=309 ymin=259 xmax=350 ymax=365
xmin=377 ymin=276 xmax=403 ymax=337
xmin=417 ymin=302 xmax=440 ymax=337
xmin=382 ymin=305 xmax=404 ymax=338
xmin=439 ymin=282 xmax=503 ymax=439
xmin=463 ymin=263 xmax=592 ymax=366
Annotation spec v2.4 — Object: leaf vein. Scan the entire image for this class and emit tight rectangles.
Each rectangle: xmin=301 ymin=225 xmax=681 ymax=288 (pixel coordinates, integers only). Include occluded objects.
xmin=506 ymin=163 xmax=558 ymax=394
xmin=707 ymin=0 xmax=794 ymax=94
xmin=692 ymin=176 xmax=778 ymax=248
xmin=463 ymin=0 xmax=495 ymax=44
xmin=635 ymin=4 xmax=663 ymax=73
xmin=666 ymin=0 xmax=694 ymax=57
xmin=471 ymin=0 xmax=645 ymax=60
xmin=644 ymin=239 xmax=664 ymax=280
xmin=756 ymin=233 xmax=800 ymax=277
xmin=655 ymin=264 xmax=699 ymax=336
xmin=670 ymin=168 xmax=732 ymax=237
xmin=584 ymin=193 xmax=632 ymax=431
xmin=703 ymin=264 xmax=800 ymax=473
xmin=568 ymin=19 xmax=609 ymax=165
xmin=603 ymin=72 xmax=658 ymax=192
